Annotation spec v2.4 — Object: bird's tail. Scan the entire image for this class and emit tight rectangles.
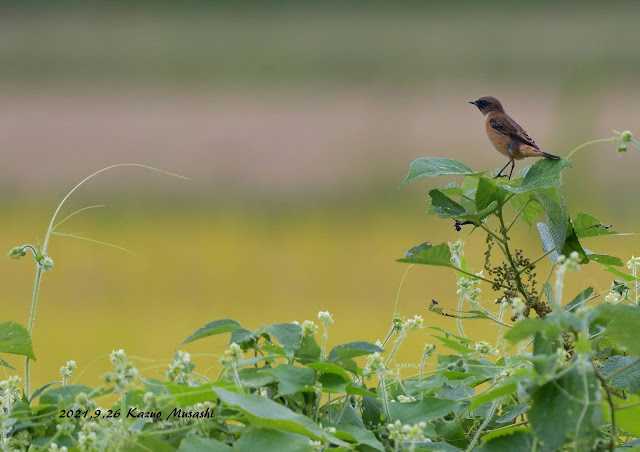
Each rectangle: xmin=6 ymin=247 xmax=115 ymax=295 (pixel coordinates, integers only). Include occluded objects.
xmin=542 ymin=152 xmax=560 ymax=160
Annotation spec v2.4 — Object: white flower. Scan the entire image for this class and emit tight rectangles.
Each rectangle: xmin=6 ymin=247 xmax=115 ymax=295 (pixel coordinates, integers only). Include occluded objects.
xmin=60 ymin=360 xmax=77 ymax=378
xmin=423 ymin=343 xmax=436 ymax=358
xmin=318 ymin=311 xmax=334 ymax=326
xmin=605 ymin=292 xmax=620 ymax=304
xmin=403 ymin=315 xmax=423 ymax=331
xmin=364 ymin=352 xmax=387 ymax=376
xmin=456 ymin=273 xmax=482 ymax=302
xmin=302 ymin=320 xmax=318 ymax=336
xmin=627 ymin=256 xmax=640 ymax=272
xmin=508 ymin=297 xmax=526 ymax=317
xmin=473 ymin=340 xmax=496 ymax=357
xmin=397 ymin=395 xmax=416 ymax=403
xmin=40 ymin=256 xmax=54 ymax=271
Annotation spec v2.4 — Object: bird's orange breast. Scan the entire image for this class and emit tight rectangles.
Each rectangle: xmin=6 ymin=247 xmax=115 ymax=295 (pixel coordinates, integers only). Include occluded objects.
xmin=484 ymin=116 xmax=512 ymax=158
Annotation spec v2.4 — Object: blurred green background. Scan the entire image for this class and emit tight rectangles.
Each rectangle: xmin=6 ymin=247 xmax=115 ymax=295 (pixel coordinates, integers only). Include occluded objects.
xmin=2 ymin=2 xmax=639 ymax=390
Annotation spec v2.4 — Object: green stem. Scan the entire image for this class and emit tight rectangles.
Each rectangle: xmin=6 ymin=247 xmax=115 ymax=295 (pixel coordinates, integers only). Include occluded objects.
xmin=566 ymin=137 xmax=616 ymax=161
xmin=497 ymin=211 xmax=529 ymax=300
xmin=595 ymin=368 xmax=616 ymax=452
xmin=25 ymin=264 xmax=44 ymax=397
xmin=456 ymin=294 xmax=466 ymax=339
xmin=505 ymin=199 xmax=532 ymax=233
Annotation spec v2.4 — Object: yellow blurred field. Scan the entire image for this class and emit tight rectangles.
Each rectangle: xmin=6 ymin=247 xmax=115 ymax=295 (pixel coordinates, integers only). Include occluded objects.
xmin=2 ymin=198 xmax=631 ymax=391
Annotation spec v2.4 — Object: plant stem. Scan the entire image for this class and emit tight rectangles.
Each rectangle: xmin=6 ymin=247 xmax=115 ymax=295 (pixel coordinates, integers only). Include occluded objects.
xmin=453 ymin=266 xmax=508 ymax=289
xmin=497 ymin=210 xmax=529 ymax=300
xmin=595 ymin=368 xmax=616 ymax=452
xmin=456 ymin=294 xmax=466 ymax=339
xmin=566 ymin=137 xmax=616 ymax=161
xmin=25 ymin=264 xmax=43 ymax=397
xmin=466 ymin=399 xmax=498 ymax=451
xmin=506 ymin=199 xmax=532 ymax=233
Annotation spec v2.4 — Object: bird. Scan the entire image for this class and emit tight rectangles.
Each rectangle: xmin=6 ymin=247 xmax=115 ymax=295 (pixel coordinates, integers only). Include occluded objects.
xmin=469 ymin=96 xmax=560 ymax=179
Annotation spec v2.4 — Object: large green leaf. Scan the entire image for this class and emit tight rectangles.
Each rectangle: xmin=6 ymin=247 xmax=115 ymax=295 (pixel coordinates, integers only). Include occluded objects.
xmin=601 ymin=356 xmax=640 ymax=393
xmin=475 ymin=177 xmax=507 ymax=212
xmin=178 ymin=436 xmax=232 ymax=452
xmin=0 ymin=322 xmax=35 ymax=360
xmin=333 ymin=424 xmax=385 ymax=452
xmin=212 ymin=388 xmax=346 ymax=446
xmin=505 ymin=318 xmax=548 ymax=344
xmin=529 ymin=366 xmax=601 ymax=451
xmin=398 ymin=242 xmax=453 ymax=267
xmin=401 ymin=158 xmax=474 ymax=185
xmin=328 ymin=341 xmax=384 ymax=361
xmin=264 ymin=323 xmax=302 ymax=350
xmin=475 ymin=430 xmax=535 ymax=452
xmin=261 ymin=364 xmax=316 ymax=396
xmin=234 ymin=428 xmax=310 ymax=452
xmin=388 ymin=397 xmax=459 ymax=429
xmin=598 ymin=304 xmax=640 ymax=354
xmin=429 ymin=189 xmax=467 ymax=219
xmin=574 ymin=212 xmax=617 ymax=238
xmin=564 ymin=287 xmax=593 ymax=312
xmin=534 ymin=187 xmax=568 ymax=254
xmin=509 ymin=193 xmax=544 ymax=227
xmin=499 ymin=158 xmax=571 ymax=194
xmin=182 ymin=319 xmax=241 ymax=345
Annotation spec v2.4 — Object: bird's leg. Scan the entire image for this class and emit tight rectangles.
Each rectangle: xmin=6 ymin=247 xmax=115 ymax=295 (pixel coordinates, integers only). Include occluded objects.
xmin=494 ymin=160 xmax=513 ymax=179
xmin=508 ymin=160 xmax=515 ymax=179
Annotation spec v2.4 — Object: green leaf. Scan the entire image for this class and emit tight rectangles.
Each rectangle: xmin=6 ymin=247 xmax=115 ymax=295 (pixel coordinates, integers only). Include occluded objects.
xmin=467 ymin=381 xmax=518 ymax=411
xmin=237 ymin=368 xmax=277 ymax=388
xmin=603 ymin=265 xmax=638 ymax=282
xmin=264 ymin=323 xmax=302 ymax=350
xmin=388 ymin=397 xmax=459 ymax=428
xmin=528 ymin=366 xmax=601 ymax=451
xmin=40 ymin=385 xmax=92 ymax=406
xmin=328 ymin=341 xmax=384 ymax=361
xmin=509 ymin=193 xmax=544 ymax=227
xmin=475 ymin=177 xmax=507 ymax=212
xmin=0 ymin=322 xmax=36 ymax=360
xmin=431 ymin=335 xmax=472 ymax=354
xmin=212 ymin=388 xmax=346 ymax=445
xmin=182 ymin=319 xmax=241 ymax=345
xmin=124 ymin=437 xmax=174 ymax=452
xmin=0 ymin=358 xmax=15 ymax=370
xmin=537 ymin=222 xmax=559 ymax=264
xmin=166 ymin=382 xmax=218 ymax=405
xmin=29 ymin=382 xmax=59 ymax=403
xmin=598 ymin=304 xmax=640 ymax=354
xmin=398 ymin=242 xmax=453 ymax=267
xmin=505 ymin=318 xmax=547 ymax=344
xmin=234 ymin=428 xmax=310 ymax=452
xmin=295 ymin=335 xmax=322 ymax=363
xmin=429 ymin=189 xmax=467 ymax=218
xmin=585 ymin=251 xmax=623 ymax=267
xmin=333 ymin=424 xmax=385 ymax=452
xmin=574 ymin=212 xmax=617 ymax=238
xmin=178 ymin=436 xmax=232 ymax=452
xmin=401 ymin=158 xmax=474 ymax=186
xmin=475 ymin=430 xmax=535 ymax=452
xmin=230 ymin=328 xmax=255 ymax=345
xmin=535 ymin=187 xmax=568 ymax=254
xmin=495 ymin=403 xmax=530 ymax=423
xmin=601 ymin=356 xmax=640 ymax=393
xmin=261 ymin=364 xmax=316 ymax=396
xmin=499 ymin=158 xmax=571 ymax=194
xmin=564 ymin=287 xmax=593 ymax=312
xmin=306 ymin=362 xmax=351 ymax=381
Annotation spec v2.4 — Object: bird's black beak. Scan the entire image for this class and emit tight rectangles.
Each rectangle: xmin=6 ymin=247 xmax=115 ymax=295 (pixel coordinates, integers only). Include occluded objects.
xmin=469 ymin=100 xmax=477 ymax=106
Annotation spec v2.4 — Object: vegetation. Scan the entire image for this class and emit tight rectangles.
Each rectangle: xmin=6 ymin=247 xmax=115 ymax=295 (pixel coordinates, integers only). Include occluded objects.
xmin=2 ymin=132 xmax=640 ymax=451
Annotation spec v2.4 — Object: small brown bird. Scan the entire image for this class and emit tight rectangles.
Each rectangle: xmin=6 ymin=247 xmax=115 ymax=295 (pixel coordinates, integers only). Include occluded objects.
xmin=470 ymin=96 xmax=560 ymax=179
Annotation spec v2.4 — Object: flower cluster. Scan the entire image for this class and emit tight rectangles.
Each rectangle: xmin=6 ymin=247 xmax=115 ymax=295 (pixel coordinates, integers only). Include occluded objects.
xmin=105 ymin=349 xmax=139 ymax=392
xmin=167 ymin=351 xmax=193 ymax=384
xmin=220 ymin=343 xmax=244 ymax=370
xmin=448 ymin=240 xmax=464 ymax=266
xmin=473 ymin=340 xmax=497 ymax=357
xmin=364 ymin=352 xmax=390 ymax=379
xmin=627 ymin=256 xmax=640 ymax=272
xmin=302 ymin=320 xmax=318 ymax=336
xmin=0 ymin=376 xmax=22 ymax=415
xmin=387 ymin=419 xmax=430 ymax=445
xmin=60 ymin=360 xmax=77 ymax=385
xmin=456 ymin=273 xmax=482 ymax=303
xmin=403 ymin=315 xmax=424 ymax=331
xmin=318 ymin=311 xmax=334 ymax=326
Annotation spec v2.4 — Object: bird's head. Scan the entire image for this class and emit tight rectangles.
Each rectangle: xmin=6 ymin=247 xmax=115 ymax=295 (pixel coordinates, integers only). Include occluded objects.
xmin=469 ymin=96 xmax=505 ymax=115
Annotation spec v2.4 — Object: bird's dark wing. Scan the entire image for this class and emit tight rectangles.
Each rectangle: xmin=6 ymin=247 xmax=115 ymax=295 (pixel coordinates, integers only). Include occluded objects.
xmin=489 ymin=116 xmax=539 ymax=150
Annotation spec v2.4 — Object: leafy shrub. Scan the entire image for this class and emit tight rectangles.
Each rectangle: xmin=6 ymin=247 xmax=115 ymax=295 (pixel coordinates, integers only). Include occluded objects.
xmin=2 ymin=132 xmax=640 ymax=451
